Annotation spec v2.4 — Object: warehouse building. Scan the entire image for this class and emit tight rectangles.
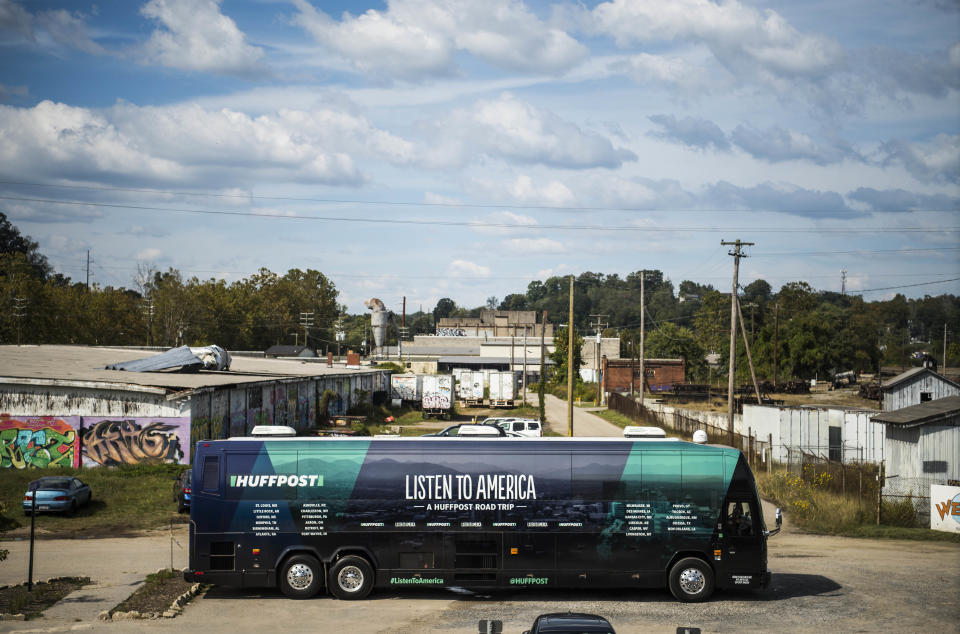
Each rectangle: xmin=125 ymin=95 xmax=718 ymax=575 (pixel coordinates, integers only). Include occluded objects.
xmin=0 ymin=345 xmax=389 ymax=469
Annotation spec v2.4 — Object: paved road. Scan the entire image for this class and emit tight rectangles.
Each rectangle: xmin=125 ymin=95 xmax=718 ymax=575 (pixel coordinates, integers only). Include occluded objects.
xmin=3 ymin=501 xmax=957 ymax=634
xmin=528 ymin=393 xmax=622 ymax=437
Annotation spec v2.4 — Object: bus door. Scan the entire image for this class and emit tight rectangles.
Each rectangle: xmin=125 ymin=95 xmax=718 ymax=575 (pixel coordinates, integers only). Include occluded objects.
xmin=718 ymin=498 xmax=763 ymax=586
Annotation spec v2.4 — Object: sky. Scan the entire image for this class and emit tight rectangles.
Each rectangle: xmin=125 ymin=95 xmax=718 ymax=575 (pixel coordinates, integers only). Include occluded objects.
xmin=0 ymin=0 xmax=958 ymax=317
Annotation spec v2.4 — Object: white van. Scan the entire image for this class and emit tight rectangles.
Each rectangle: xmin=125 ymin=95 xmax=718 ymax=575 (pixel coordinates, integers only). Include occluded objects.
xmin=492 ymin=418 xmax=542 ymax=437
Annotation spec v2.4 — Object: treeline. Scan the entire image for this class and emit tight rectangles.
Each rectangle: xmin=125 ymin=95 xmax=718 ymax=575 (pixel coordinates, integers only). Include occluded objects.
xmin=434 ymin=272 xmax=960 ymax=383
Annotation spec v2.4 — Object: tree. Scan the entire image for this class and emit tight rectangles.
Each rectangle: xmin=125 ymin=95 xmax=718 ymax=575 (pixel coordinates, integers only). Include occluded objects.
xmin=646 ymin=322 xmax=707 ymax=381
xmin=485 ymin=296 xmax=499 ymax=309
xmin=550 ymin=326 xmax=584 ymax=385
xmin=433 ymin=298 xmax=456 ymax=321
xmin=0 ymin=212 xmax=51 ymax=279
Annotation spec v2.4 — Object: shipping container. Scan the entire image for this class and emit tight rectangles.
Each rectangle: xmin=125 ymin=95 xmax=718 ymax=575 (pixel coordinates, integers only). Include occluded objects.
xmin=421 ymin=374 xmax=454 ymax=418
xmin=390 ymin=374 xmax=422 ymax=402
xmin=457 ymin=370 xmax=485 ymax=404
xmin=489 ymin=371 xmax=518 ymax=407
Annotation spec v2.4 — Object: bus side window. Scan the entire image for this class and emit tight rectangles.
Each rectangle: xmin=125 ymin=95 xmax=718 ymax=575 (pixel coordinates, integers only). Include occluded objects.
xmin=201 ymin=456 xmax=220 ymax=494
xmin=725 ymin=501 xmax=753 ymax=537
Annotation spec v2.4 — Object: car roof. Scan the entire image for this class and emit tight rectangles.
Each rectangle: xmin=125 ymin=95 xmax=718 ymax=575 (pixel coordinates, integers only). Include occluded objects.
xmin=535 ymin=613 xmax=614 ymax=632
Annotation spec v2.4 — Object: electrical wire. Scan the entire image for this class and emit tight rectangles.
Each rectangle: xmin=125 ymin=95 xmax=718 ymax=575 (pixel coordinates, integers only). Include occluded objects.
xmin=1 ymin=195 xmax=955 ymax=234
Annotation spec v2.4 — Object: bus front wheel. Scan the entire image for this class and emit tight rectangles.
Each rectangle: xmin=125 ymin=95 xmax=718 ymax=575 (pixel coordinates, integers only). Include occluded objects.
xmin=329 ymin=555 xmax=374 ymax=600
xmin=280 ymin=554 xmax=323 ymax=599
xmin=668 ymin=557 xmax=714 ymax=602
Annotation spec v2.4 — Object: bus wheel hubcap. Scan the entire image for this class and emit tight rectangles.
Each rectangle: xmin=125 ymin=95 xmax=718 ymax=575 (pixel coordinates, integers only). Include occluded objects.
xmin=287 ymin=564 xmax=314 ymax=590
xmin=679 ymin=568 xmax=705 ymax=595
xmin=338 ymin=566 xmax=363 ymax=592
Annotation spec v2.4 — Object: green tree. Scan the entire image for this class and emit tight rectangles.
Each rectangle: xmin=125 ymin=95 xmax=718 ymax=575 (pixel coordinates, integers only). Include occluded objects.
xmin=0 ymin=212 xmax=51 ymax=279
xmin=433 ymin=297 xmax=456 ymax=321
xmin=550 ymin=326 xmax=584 ymax=386
xmin=646 ymin=322 xmax=707 ymax=381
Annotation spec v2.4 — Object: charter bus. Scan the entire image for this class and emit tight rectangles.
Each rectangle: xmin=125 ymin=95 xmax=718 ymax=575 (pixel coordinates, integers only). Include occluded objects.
xmin=184 ymin=434 xmax=780 ymax=602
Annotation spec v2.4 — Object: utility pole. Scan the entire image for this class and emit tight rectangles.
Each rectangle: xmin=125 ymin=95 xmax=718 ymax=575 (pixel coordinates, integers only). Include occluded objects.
xmin=142 ymin=299 xmax=154 ymax=347
xmin=522 ymin=326 xmax=528 ymax=404
xmin=567 ymin=276 xmax=574 ymax=437
xmin=945 ymin=323 xmax=949 ymax=371
xmin=299 ymin=312 xmax=315 ymax=351
xmin=85 ymin=250 xmax=92 ymax=291
xmin=773 ymin=303 xmax=779 ymax=387
xmin=639 ymin=271 xmax=647 ymax=401
xmin=590 ymin=314 xmax=608 ymax=406
xmin=722 ymin=239 xmax=753 ymax=446
xmin=841 ymin=269 xmax=847 ymax=295
xmin=13 ymin=297 xmax=26 ymax=346
xmin=540 ymin=310 xmax=547 ymax=421
xmin=511 ymin=334 xmax=515 ymax=383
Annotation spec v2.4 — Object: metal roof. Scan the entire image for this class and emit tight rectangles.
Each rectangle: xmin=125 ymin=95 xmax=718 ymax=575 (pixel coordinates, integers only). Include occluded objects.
xmin=0 ymin=345 xmax=382 ymax=394
xmin=438 ymin=356 xmax=555 ymax=365
xmin=882 ymin=367 xmax=960 ymax=391
xmin=871 ymin=395 xmax=960 ymax=427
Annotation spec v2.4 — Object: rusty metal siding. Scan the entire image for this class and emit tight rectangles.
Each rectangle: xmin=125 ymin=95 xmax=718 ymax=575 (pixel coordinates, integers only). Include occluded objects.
xmin=885 ymin=375 xmax=960 ymax=411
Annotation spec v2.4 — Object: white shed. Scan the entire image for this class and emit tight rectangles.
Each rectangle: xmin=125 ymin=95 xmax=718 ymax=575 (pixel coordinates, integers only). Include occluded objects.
xmin=881 ymin=367 xmax=960 ymax=412
xmin=872 ymin=395 xmax=960 ymax=516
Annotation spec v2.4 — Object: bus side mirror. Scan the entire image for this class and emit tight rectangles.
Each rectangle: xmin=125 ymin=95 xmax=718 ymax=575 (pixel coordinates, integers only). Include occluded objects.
xmin=765 ymin=507 xmax=782 ymax=537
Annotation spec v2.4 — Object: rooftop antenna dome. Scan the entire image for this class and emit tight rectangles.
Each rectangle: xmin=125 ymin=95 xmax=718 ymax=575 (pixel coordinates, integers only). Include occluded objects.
xmin=692 ymin=429 xmax=708 ymax=444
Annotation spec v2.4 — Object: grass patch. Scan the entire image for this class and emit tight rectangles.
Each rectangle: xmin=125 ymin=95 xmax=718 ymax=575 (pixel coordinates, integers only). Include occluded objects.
xmin=756 ymin=470 xmax=960 ymax=542
xmin=111 ymin=569 xmax=198 ymax=617
xmin=0 ymin=577 xmax=90 ymax=619
xmin=0 ymin=464 xmax=187 ymax=537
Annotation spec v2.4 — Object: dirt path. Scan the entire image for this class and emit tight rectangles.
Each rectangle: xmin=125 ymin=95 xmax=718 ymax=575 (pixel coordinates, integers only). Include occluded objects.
xmin=526 ymin=392 xmax=623 ymax=437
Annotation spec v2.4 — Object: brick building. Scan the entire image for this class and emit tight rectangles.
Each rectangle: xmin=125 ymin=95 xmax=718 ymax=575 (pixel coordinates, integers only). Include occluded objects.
xmin=601 ymin=357 xmax=685 ymax=394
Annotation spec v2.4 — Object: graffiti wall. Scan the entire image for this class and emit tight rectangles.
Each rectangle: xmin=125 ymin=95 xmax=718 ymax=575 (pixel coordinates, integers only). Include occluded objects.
xmin=81 ymin=417 xmax=189 ymax=467
xmin=0 ymin=415 xmax=81 ymax=469
xmin=436 ymin=327 xmax=467 ymax=336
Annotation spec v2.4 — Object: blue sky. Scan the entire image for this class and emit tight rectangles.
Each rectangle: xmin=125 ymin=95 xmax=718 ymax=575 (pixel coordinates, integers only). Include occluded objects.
xmin=0 ymin=0 xmax=957 ymax=315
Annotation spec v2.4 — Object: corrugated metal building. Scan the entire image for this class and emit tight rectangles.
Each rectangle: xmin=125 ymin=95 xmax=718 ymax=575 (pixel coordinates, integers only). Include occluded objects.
xmin=881 ymin=367 xmax=960 ymax=411
xmin=742 ymin=404 xmax=883 ymax=463
xmin=872 ymin=395 xmax=960 ymax=516
xmin=0 ymin=345 xmax=389 ymax=469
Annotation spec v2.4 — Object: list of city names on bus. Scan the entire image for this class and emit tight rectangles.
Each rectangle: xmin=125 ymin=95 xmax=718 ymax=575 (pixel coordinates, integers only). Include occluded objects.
xmin=625 ymin=503 xmax=652 ymax=537
xmin=665 ymin=503 xmax=698 ymax=532
xmin=253 ymin=503 xmax=279 ymax=537
xmin=299 ymin=503 xmax=328 ymax=536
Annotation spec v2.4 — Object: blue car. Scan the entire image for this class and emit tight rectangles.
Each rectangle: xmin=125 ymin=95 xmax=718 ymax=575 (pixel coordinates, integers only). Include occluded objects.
xmin=23 ymin=476 xmax=92 ymax=515
xmin=173 ymin=469 xmax=192 ymax=513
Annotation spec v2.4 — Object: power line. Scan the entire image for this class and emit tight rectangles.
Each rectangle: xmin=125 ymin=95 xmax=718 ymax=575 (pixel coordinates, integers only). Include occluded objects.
xmin=1 ymin=179 xmax=956 ymax=215
xmin=1 ymin=195 xmax=954 ymax=234
xmin=847 ymin=277 xmax=960 ymax=294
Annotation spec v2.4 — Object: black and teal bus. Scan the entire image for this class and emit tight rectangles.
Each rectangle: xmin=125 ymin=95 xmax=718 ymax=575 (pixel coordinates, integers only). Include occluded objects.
xmin=184 ymin=436 xmax=780 ymax=602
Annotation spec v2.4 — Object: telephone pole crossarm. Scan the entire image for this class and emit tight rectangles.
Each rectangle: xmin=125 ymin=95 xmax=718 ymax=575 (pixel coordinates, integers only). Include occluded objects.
xmin=720 ymin=240 xmax=754 ymax=447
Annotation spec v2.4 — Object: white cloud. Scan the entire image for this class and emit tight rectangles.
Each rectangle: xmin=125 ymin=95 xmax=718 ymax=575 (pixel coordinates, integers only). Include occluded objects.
xmin=587 ymin=0 xmax=844 ymax=81
xmin=137 ymin=247 xmax=163 ymax=260
xmin=140 ymin=0 xmax=265 ymax=76
xmin=35 ymin=8 xmax=106 ymax=56
xmin=470 ymin=210 xmax=538 ymax=236
xmin=508 ymin=175 xmax=575 ymax=205
xmin=0 ymin=0 xmax=34 ymax=38
xmin=449 ymin=259 xmax=491 ymax=277
xmin=878 ymin=134 xmax=960 ymax=184
xmin=425 ymin=93 xmax=636 ymax=169
xmin=291 ymin=0 xmax=587 ymax=79
xmin=504 ymin=237 xmax=564 ymax=253
xmin=0 ymin=98 xmax=415 ymax=187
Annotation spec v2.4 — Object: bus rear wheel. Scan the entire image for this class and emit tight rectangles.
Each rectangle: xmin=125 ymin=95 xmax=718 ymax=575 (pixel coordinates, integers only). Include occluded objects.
xmin=280 ymin=554 xmax=323 ymax=599
xmin=668 ymin=557 xmax=714 ymax=602
xmin=329 ymin=555 xmax=374 ymax=600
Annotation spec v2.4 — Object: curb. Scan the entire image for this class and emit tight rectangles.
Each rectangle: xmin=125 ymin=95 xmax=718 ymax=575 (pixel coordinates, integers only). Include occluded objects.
xmin=0 ymin=577 xmax=86 ymax=621
xmin=100 ymin=569 xmax=204 ymax=621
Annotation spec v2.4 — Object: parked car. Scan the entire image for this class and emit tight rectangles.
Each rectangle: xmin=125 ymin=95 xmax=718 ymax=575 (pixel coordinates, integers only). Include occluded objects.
xmin=523 ymin=612 xmax=616 ymax=634
xmin=422 ymin=424 xmax=506 ymax=437
xmin=23 ymin=476 xmax=91 ymax=515
xmin=491 ymin=418 xmax=542 ymax=437
xmin=173 ymin=469 xmax=192 ymax=513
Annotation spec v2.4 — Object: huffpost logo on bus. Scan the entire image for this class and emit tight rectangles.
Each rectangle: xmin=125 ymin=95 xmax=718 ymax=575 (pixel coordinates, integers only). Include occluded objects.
xmin=230 ymin=474 xmax=324 ymax=487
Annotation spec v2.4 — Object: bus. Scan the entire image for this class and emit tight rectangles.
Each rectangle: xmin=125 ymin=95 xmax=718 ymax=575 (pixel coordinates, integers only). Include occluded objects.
xmin=184 ymin=436 xmax=780 ymax=602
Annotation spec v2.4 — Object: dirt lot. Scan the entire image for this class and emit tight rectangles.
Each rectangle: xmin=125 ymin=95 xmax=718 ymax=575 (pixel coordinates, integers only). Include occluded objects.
xmin=1 ymin=501 xmax=957 ymax=634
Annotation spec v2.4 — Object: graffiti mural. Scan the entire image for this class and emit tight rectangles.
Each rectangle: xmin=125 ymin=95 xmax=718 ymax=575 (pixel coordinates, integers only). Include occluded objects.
xmin=0 ymin=415 xmax=80 ymax=469
xmin=81 ymin=417 xmax=189 ymax=466
xmin=435 ymin=327 xmax=467 ymax=336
